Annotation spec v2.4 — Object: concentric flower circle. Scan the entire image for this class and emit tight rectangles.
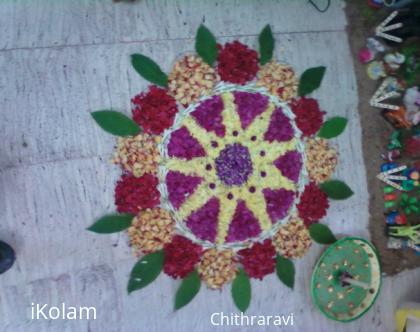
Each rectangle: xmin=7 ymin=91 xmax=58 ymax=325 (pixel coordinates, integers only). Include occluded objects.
xmin=160 ymin=87 xmax=305 ymax=246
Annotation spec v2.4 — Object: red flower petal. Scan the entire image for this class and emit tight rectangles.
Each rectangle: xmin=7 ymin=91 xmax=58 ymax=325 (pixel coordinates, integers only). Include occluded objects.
xmin=290 ymin=97 xmax=324 ymax=137
xmin=297 ymin=182 xmax=329 ymax=226
xmin=238 ymin=239 xmax=276 ymax=280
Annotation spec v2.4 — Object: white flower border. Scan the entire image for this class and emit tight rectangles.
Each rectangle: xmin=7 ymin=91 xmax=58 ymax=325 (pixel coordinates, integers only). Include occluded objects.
xmin=157 ymin=82 xmax=308 ymax=250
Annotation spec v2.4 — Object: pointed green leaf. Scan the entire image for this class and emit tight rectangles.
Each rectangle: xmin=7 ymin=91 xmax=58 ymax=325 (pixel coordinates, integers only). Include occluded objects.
xmin=195 ymin=25 xmax=218 ymax=66
xmin=175 ymin=270 xmax=201 ymax=310
xmin=320 ymin=180 xmax=354 ymax=200
xmin=318 ymin=117 xmax=348 ymax=139
xmin=276 ymin=255 xmax=295 ymax=289
xmin=131 ymin=54 xmax=168 ymax=87
xmin=91 ymin=110 xmax=140 ymax=137
xmin=309 ymin=223 xmax=337 ymax=244
xmin=259 ymin=24 xmax=274 ymax=65
xmin=87 ymin=213 xmax=134 ymax=234
xmin=127 ymin=251 xmax=164 ymax=293
xmin=231 ymin=268 xmax=251 ymax=312
xmin=298 ymin=66 xmax=326 ymax=96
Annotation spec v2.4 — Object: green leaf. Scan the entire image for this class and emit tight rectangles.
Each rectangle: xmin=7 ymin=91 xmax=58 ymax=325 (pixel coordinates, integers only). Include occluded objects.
xmin=320 ymin=180 xmax=354 ymax=200
xmin=175 ymin=270 xmax=201 ymax=310
xmin=275 ymin=255 xmax=295 ymax=289
xmin=87 ymin=213 xmax=134 ymax=234
xmin=309 ymin=223 xmax=337 ymax=244
xmin=127 ymin=251 xmax=164 ymax=293
xmin=318 ymin=117 xmax=348 ymax=139
xmin=259 ymin=24 xmax=274 ymax=65
xmin=195 ymin=25 xmax=218 ymax=66
xmin=298 ymin=66 xmax=326 ymax=96
xmin=131 ymin=54 xmax=168 ymax=87
xmin=91 ymin=111 xmax=140 ymax=137
xmin=231 ymin=268 xmax=251 ymax=312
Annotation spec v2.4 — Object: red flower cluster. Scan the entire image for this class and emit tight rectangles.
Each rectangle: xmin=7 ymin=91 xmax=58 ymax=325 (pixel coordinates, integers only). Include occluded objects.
xmin=163 ymin=235 xmax=203 ymax=278
xmin=404 ymin=137 xmax=420 ymax=158
xmin=297 ymin=182 xmax=329 ymax=226
xmin=290 ymin=97 xmax=324 ymax=137
xmin=217 ymin=41 xmax=259 ymax=85
xmin=238 ymin=239 xmax=276 ymax=280
xmin=114 ymin=174 xmax=160 ymax=214
xmin=131 ymin=86 xmax=178 ymax=135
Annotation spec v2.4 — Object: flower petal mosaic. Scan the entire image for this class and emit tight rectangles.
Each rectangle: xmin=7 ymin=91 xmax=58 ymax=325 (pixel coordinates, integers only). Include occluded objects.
xmin=89 ymin=24 xmax=353 ymax=312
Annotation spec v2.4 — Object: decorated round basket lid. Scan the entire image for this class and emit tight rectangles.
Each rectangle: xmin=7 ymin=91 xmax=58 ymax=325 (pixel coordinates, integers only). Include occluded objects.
xmin=311 ymin=237 xmax=381 ymax=322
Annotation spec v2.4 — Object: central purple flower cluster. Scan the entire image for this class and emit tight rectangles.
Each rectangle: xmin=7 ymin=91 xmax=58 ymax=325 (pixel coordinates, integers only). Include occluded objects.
xmin=215 ymin=143 xmax=253 ymax=186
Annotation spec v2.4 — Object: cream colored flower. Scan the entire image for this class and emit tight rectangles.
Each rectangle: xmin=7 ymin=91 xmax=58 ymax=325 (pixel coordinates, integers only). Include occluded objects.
xmin=198 ymin=249 xmax=238 ymax=289
xmin=112 ymin=133 xmax=161 ymax=177
xmin=257 ymin=61 xmax=298 ymax=101
xmin=305 ymin=138 xmax=338 ymax=183
xmin=128 ymin=208 xmax=175 ymax=255
xmin=168 ymin=55 xmax=219 ymax=106
xmin=273 ymin=218 xmax=312 ymax=258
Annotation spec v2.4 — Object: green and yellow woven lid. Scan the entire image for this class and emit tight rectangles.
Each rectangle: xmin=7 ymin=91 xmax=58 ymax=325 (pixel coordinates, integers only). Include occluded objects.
xmin=311 ymin=237 xmax=381 ymax=322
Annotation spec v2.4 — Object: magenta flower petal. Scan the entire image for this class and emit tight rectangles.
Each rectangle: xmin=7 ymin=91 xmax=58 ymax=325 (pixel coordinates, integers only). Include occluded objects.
xmin=226 ymin=200 xmax=261 ymax=242
xmin=167 ymin=126 xmax=206 ymax=160
xmin=186 ymin=197 xmax=220 ymax=242
xmin=191 ymin=95 xmax=226 ymax=137
xmin=264 ymin=107 xmax=294 ymax=142
xmin=263 ymin=188 xmax=295 ymax=223
xmin=234 ymin=91 xmax=268 ymax=129
xmin=166 ymin=171 xmax=203 ymax=209
xmin=273 ymin=151 xmax=302 ymax=182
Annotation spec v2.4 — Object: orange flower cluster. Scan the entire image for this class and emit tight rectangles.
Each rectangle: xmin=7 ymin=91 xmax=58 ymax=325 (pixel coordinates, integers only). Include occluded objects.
xmin=306 ymin=138 xmax=338 ymax=183
xmin=198 ymin=249 xmax=237 ymax=289
xmin=257 ymin=61 xmax=297 ymax=101
xmin=273 ymin=218 xmax=312 ymax=258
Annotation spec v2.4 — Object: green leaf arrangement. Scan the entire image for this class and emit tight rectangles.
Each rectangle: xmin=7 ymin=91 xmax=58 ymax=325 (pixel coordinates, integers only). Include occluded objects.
xmin=128 ymin=251 xmax=164 ymax=294
xmin=309 ymin=224 xmax=337 ymax=245
xmin=87 ymin=213 xmax=134 ymax=233
xmin=195 ymin=24 xmax=218 ymax=66
xmin=175 ymin=270 xmax=201 ymax=310
xmin=91 ymin=111 xmax=141 ymax=137
xmin=320 ymin=180 xmax=354 ymax=200
xmin=259 ymin=24 xmax=274 ymax=65
xmin=276 ymin=255 xmax=295 ymax=289
xmin=400 ymin=193 xmax=419 ymax=215
xmin=298 ymin=66 xmax=326 ymax=96
xmin=318 ymin=117 xmax=348 ymax=139
xmin=131 ymin=53 xmax=168 ymax=87
xmin=231 ymin=268 xmax=251 ymax=312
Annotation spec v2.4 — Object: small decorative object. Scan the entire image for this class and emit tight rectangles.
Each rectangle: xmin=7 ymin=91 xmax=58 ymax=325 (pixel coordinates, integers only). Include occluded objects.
xmin=377 ymin=164 xmax=408 ymax=190
xmin=88 ymin=24 xmax=353 ymax=311
xmin=370 ymin=79 xmax=400 ymax=110
xmin=386 ymin=210 xmax=407 ymax=225
xmin=375 ymin=11 xmax=403 ymax=43
xmin=359 ymin=47 xmax=375 ymax=64
xmin=384 ymin=52 xmax=406 ymax=71
xmin=388 ymin=224 xmax=420 ymax=244
xmin=311 ymin=237 xmax=381 ymax=322
xmin=395 ymin=302 xmax=420 ymax=332
xmin=382 ymin=107 xmax=412 ymax=129
xmin=367 ymin=61 xmax=387 ymax=80
xmin=403 ymin=87 xmax=420 ymax=125
xmin=0 ymin=240 xmax=15 ymax=274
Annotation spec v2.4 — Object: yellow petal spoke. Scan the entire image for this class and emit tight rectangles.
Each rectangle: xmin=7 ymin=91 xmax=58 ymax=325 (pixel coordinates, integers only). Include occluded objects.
xmin=248 ymin=165 xmax=296 ymax=192
xmin=243 ymin=191 xmax=272 ymax=231
xmin=215 ymin=196 xmax=237 ymax=245
xmin=165 ymin=157 xmax=216 ymax=180
xmin=246 ymin=139 xmax=298 ymax=164
xmin=221 ymin=92 xmax=243 ymax=143
xmin=182 ymin=117 xmax=222 ymax=159
xmin=177 ymin=183 xmax=213 ymax=220
xmin=244 ymin=102 xmax=275 ymax=139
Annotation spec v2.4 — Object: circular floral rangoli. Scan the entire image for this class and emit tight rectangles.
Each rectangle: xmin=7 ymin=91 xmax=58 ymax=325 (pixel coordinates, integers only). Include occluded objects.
xmin=90 ymin=24 xmax=353 ymax=310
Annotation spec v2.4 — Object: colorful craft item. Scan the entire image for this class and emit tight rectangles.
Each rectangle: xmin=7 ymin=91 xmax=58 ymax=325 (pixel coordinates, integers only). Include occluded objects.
xmin=385 ymin=211 xmax=407 ymax=225
xmin=370 ymin=79 xmax=400 ymax=110
xmin=382 ymin=107 xmax=412 ymax=129
xmin=359 ymin=47 xmax=375 ymax=64
xmin=311 ymin=237 xmax=381 ymax=322
xmin=399 ymin=193 xmax=419 ymax=214
xmin=403 ymin=87 xmax=420 ymax=125
xmin=388 ymin=224 xmax=420 ymax=244
xmin=367 ymin=61 xmax=386 ymax=80
xmin=384 ymin=52 xmax=406 ymax=71
xmin=377 ymin=164 xmax=408 ymax=191
xmin=375 ymin=11 xmax=403 ymax=43
xmin=367 ymin=38 xmax=386 ymax=53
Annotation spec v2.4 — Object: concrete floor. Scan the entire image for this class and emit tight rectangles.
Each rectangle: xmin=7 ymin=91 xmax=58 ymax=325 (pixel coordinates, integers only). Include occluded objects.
xmin=0 ymin=1 xmax=419 ymax=331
